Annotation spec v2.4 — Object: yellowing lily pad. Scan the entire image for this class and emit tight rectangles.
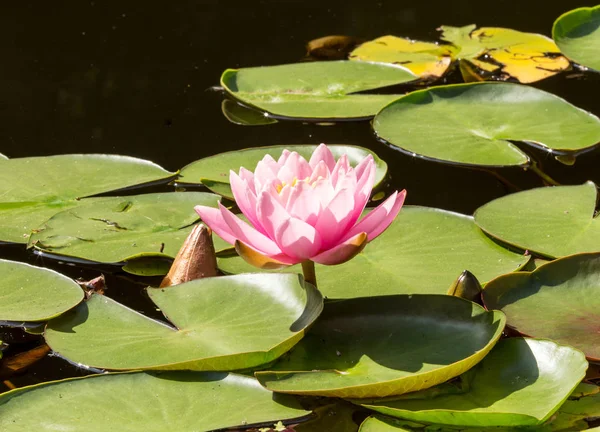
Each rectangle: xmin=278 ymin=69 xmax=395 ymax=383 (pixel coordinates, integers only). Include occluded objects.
xmin=440 ymin=25 xmax=570 ymax=83
xmin=553 ymin=5 xmax=600 ymax=71
xmin=349 ymin=36 xmax=456 ymax=78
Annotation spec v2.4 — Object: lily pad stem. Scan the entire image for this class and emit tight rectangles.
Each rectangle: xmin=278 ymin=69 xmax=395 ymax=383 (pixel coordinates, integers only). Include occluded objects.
xmin=528 ymin=162 xmax=561 ymax=186
xmin=301 ymin=260 xmax=317 ymax=287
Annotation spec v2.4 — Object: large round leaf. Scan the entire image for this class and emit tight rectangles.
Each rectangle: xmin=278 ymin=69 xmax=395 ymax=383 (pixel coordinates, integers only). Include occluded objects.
xmin=45 ymin=273 xmax=323 ymax=370
xmin=0 ymin=259 xmax=83 ymax=322
xmin=28 ymin=192 xmax=229 ymax=264
xmin=0 ymin=155 xmax=174 ymax=243
xmin=474 ymin=182 xmax=600 ymax=258
xmin=0 ymin=371 xmax=309 ymax=431
xmin=221 ymin=61 xmax=416 ymax=119
xmin=373 ymin=83 xmax=600 ymax=167
xmin=218 ymin=206 xmax=528 ymax=298
xmin=483 ymin=253 xmax=600 ymax=360
xmin=553 ymin=5 xmax=600 ymax=71
xmin=359 ymin=338 xmax=587 ymax=427
xmin=439 ymin=25 xmax=570 ymax=83
xmin=178 ymin=144 xmax=387 ymax=200
xmin=256 ymin=295 xmax=505 ymax=398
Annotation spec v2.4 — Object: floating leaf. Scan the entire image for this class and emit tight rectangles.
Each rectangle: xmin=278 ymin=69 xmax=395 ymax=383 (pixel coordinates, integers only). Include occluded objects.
xmin=440 ymin=25 xmax=570 ymax=83
xmin=0 ymin=154 xmax=7 ymax=160
xmin=0 ymin=259 xmax=83 ymax=322
xmin=179 ymin=144 xmax=387 ymax=200
xmin=221 ymin=99 xmax=278 ymax=126
xmin=221 ymin=61 xmax=416 ymax=119
xmin=373 ymin=82 xmax=600 ymax=167
xmin=474 ymin=182 xmax=600 ymax=258
xmin=350 ymin=36 xmax=455 ymax=78
xmin=45 ymin=273 xmax=323 ymax=371
xmin=358 ymin=338 xmax=587 ymax=427
xmin=28 ymin=192 xmax=229 ymax=265
xmin=306 ymin=35 xmax=364 ymax=60
xmin=484 ymin=253 xmax=600 ymax=360
xmin=553 ymin=5 xmax=600 ymax=71
xmin=121 ymin=257 xmax=173 ymax=276
xmin=0 ymin=155 xmax=174 ymax=243
xmin=256 ymin=295 xmax=504 ymax=398
xmin=0 ymin=371 xmax=310 ymax=431
xmin=218 ymin=206 xmax=528 ymax=298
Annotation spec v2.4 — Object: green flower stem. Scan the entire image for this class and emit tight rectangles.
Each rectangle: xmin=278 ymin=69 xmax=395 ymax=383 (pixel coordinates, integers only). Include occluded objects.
xmin=528 ymin=162 xmax=561 ymax=186
xmin=301 ymin=261 xmax=317 ymax=287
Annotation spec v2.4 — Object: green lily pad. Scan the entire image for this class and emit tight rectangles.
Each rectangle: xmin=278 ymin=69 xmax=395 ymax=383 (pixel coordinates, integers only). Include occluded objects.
xmin=0 ymin=371 xmax=310 ymax=431
xmin=474 ymin=182 xmax=600 ymax=258
xmin=45 ymin=273 xmax=323 ymax=370
xmin=359 ymin=417 xmax=424 ymax=432
xmin=221 ymin=99 xmax=278 ymax=126
xmin=0 ymin=154 xmax=7 ymax=160
xmin=179 ymin=144 xmax=388 ymax=200
xmin=483 ymin=252 xmax=600 ymax=360
xmin=221 ymin=61 xmax=416 ymax=119
xmin=256 ymin=295 xmax=505 ymax=398
xmin=28 ymin=192 xmax=229 ymax=265
xmin=440 ymin=25 xmax=570 ymax=83
xmin=358 ymin=338 xmax=587 ymax=427
xmin=0 ymin=155 xmax=174 ymax=243
xmin=121 ymin=257 xmax=174 ymax=276
xmin=0 ymin=259 xmax=83 ymax=322
xmin=553 ymin=5 xmax=600 ymax=71
xmin=373 ymin=82 xmax=600 ymax=167
xmin=218 ymin=206 xmax=529 ymax=298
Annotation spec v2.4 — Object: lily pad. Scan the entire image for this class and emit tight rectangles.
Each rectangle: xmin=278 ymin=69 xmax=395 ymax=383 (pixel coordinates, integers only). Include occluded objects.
xmin=0 ymin=371 xmax=310 ymax=431
xmin=179 ymin=144 xmax=388 ymax=200
xmin=221 ymin=61 xmax=416 ymax=119
xmin=218 ymin=206 xmax=529 ymax=298
xmin=474 ymin=182 xmax=600 ymax=258
xmin=553 ymin=5 xmax=600 ymax=71
xmin=0 ymin=259 xmax=83 ymax=322
xmin=349 ymin=36 xmax=455 ymax=78
xmin=440 ymin=25 xmax=570 ymax=83
xmin=358 ymin=338 xmax=587 ymax=427
xmin=45 ymin=273 xmax=323 ymax=370
xmin=374 ymin=82 xmax=600 ymax=167
xmin=0 ymin=155 xmax=174 ymax=243
xmin=483 ymin=253 xmax=600 ymax=360
xmin=221 ymin=99 xmax=278 ymax=126
xmin=0 ymin=154 xmax=7 ymax=160
xmin=256 ymin=295 xmax=505 ymax=398
xmin=28 ymin=192 xmax=229 ymax=265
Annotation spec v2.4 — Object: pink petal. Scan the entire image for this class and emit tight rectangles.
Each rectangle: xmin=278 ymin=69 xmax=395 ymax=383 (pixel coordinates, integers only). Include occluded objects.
xmin=309 ymin=144 xmax=336 ymax=171
xmin=330 ymin=154 xmax=350 ymax=188
xmin=283 ymin=151 xmax=312 ymax=180
xmin=311 ymin=232 xmax=368 ymax=265
xmin=229 ymin=170 xmax=262 ymax=230
xmin=314 ymin=188 xmax=355 ymax=249
xmin=311 ymin=177 xmax=336 ymax=208
xmin=254 ymin=155 xmax=280 ymax=192
xmin=256 ymin=189 xmax=292 ymax=240
xmin=217 ymin=203 xmax=283 ymax=255
xmin=309 ymin=160 xmax=330 ymax=183
xmin=194 ymin=205 xmax=238 ymax=246
xmin=238 ymin=167 xmax=256 ymax=194
xmin=276 ymin=164 xmax=295 ymax=185
xmin=348 ymin=158 xmax=376 ymax=226
xmin=287 ymin=181 xmax=321 ymax=226
xmin=345 ymin=190 xmax=406 ymax=241
xmin=277 ymin=149 xmax=291 ymax=165
xmin=275 ymin=217 xmax=322 ymax=260
xmin=354 ymin=154 xmax=374 ymax=181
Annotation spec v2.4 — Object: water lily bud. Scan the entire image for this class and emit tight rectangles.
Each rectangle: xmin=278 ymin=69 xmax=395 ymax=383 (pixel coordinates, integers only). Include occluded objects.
xmin=447 ymin=270 xmax=483 ymax=304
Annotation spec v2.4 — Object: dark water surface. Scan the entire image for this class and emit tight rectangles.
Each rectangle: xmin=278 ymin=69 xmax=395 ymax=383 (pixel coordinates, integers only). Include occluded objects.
xmin=1 ymin=0 xmax=599 ymax=392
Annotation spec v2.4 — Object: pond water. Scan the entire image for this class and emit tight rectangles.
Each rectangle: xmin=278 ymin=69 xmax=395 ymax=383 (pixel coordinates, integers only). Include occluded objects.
xmin=0 ymin=0 xmax=599 ymax=411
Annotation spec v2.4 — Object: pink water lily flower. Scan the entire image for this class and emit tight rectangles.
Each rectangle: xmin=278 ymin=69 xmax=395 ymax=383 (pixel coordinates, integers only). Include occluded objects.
xmin=194 ymin=144 xmax=406 ymax=269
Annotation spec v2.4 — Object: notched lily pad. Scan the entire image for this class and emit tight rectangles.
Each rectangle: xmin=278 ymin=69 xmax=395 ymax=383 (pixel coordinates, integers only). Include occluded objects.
xmin=358 ymin=338 xmax=587 ymax=427
xmin=0 ymin=259 xmax=83 ymax=322
xmin=45 ymin=273 xmax=323 ymax=371
xmin=0 ymin=371 xmax=310 ymax=432
xmin=373 ymin=83 xmax=600 ymax=167
xmin=483 ymin=252 xmax=600 ymax=360
xmin=440 ymin=25 xmax=570 ymax=83
xmin=221 ymin=61 xmax=416 ymax=119
xmin=553 ymin=5 xmax=600 ymax=71
xmin=256 ymin=295 xmax=505 ymax=399
xmin=179 ymin=144 xmax=387 ymax=200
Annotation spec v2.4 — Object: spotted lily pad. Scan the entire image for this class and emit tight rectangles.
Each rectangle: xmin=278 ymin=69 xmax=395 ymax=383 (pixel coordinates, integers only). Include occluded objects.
xmin=358 ymin=338 xmax=587 ymax=427
xmin=0 ymin=155 xmax=174 ymax=243
xmin=218 ymin=206 xmax=528 ymax=298
xmin=474 ymin=182 xmax=600 ymax=258
xmin=256 ymin=295 xmax=505 ymax=399
xmin=373 ymin=83 xmax=600 ymax=167
xmin=0 ymin=371 xmax=310 ymax=431
xmin=483 ymin=253 xmax=600 ymax=360
xmin=553 ymin=5 xmax=600 ymax=71
xmin=440 ymin=25 xmax=570 ymax=83
xmin=178 ymin=144 xmax=387 ymax=200
xmin=28 ymin=192 xmax=229 ymax=265
xmin=349 ymin=36 xmax=456 ymax=78
xmin=0 ymin=259 xmax=83 ymax=322
xmin=221 ymin=61 xmax=416 ymax=119
xmin=45 ymin=273 xmax=323 ymax=371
